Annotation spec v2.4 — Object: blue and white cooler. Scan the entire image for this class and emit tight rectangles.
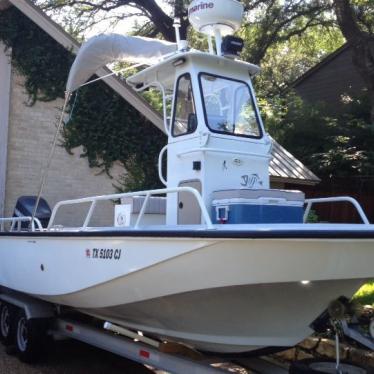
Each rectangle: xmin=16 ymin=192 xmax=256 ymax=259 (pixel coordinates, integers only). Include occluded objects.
xmin=211 ymin=189 xmax=305 ymax=224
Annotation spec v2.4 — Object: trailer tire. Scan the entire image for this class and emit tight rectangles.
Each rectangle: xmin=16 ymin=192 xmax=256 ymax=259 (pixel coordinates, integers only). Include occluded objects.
xmin=369 ymin=318 xmax=374 ymax=339
xmin=0 ymin=302 xmax=16 ymax=346
xmin=289 ymin=358 xmax=374 ymax=374
xmin=14 ymin=310 xmax=47 ymax=363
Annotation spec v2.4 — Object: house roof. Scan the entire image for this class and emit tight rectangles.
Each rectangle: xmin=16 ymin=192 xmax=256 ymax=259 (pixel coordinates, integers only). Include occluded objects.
xmin=290 ymin=43 xmax=349 ymax=89
xmin=0 ymin=0 xmax=10 ymax=10
xmin=0 ymin=0 xmax=320 ymax=185
xmin=269 ymin=138 xmax=320 ymax=185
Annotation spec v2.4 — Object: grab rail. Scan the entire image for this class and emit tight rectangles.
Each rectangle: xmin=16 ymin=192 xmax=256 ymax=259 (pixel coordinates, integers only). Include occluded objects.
xmin=303 ymin=196 xmax=370 ymax=224
xmin=158 ymin=145 xmax=168 ymax=186
xmin=48 ymin=186 xmax=214 ymax=230
xmin=177 ymin=147 xmax=271 ymax=159
xmin=0 ymin=217 xmax=43 ymax=232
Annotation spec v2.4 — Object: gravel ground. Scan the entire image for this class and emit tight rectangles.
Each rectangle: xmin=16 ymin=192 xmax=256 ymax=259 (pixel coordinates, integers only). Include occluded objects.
xmin=0 ymin=339 xmax=160 ymax=374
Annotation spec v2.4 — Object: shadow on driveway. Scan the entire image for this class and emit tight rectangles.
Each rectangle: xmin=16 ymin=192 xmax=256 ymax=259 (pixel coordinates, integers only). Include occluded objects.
xmin=0 ymin=339 xmax=161 ymax=373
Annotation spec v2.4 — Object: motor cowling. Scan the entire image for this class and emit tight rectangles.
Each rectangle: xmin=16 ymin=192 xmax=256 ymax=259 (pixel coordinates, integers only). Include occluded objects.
xmin=13 ymin=196 xmax=51 ymax=229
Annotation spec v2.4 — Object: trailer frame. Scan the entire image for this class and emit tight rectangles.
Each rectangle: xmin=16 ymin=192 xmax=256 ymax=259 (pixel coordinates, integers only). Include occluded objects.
xmin=0 ymin=291 xmax=290 ymax=374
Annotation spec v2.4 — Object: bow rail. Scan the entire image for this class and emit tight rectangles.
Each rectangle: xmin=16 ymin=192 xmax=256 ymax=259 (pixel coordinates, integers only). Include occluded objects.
xmin=303 ymin=196 xmax=370 ymax=224
xmin=48 ymin=186 xmax=214 ymax=230
xmin=0 ymin=217 xmax=43 ymax=232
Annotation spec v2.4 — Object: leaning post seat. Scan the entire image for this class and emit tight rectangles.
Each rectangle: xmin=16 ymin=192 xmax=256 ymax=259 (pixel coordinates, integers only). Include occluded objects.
xmin=13 ymin=196 xmax=52 ymax=229
xmin=211 ymin=189 xmax=305 ymax=224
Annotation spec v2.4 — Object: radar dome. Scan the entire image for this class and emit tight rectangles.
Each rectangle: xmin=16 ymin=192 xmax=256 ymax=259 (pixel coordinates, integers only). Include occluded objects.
xmin=188 ymin=0 xmax=244 ymax=37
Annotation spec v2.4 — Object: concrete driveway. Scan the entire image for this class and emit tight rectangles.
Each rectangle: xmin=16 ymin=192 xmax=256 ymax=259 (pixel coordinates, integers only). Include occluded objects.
xmin=0 ymin=339 xmax=160 ymax=374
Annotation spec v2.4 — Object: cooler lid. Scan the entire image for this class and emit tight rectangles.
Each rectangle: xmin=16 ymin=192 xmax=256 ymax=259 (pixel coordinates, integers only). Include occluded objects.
xmin=211 ymin=189 xmax=305 ymax=202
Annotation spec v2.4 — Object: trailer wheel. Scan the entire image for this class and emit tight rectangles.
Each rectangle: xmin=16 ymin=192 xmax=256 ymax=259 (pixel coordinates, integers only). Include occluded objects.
xmin=289 ymin=359 xmax=374 ymax=374
xmin=0 ymin=302 xmax=15 ymax=346
xmin=14 ymin=310 xmax=47 ymax=363
xmin=369 ymin=318 xmax=374 ymax=339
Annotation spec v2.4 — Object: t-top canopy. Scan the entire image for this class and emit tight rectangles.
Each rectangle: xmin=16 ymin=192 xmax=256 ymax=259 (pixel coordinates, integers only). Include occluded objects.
xmin=66 ymin=34 xmax=177 ymax=92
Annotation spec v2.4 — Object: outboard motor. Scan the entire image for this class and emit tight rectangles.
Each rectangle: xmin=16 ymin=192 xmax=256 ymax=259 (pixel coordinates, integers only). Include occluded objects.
xmin=13 ymin=196 xmax=52 ymax=229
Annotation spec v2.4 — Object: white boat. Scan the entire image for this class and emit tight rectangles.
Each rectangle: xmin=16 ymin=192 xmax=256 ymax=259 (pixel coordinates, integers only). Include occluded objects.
xmin=1 ymin=0 xmax=373 ymax=355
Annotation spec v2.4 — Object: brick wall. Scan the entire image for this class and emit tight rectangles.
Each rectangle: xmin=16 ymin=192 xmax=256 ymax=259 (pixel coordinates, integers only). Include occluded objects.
xmin=4 ymin=69 xmax=126 ymax=227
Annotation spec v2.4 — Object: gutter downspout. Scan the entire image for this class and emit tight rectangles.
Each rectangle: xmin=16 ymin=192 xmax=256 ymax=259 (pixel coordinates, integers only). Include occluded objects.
xmin=0 ymin=43 xmax=11 ymax=216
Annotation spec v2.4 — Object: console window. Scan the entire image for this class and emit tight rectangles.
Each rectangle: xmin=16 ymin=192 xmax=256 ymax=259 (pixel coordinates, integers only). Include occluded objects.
xmin=172 ymin=74 xmax=197 ymax=137
xmin=199 ymin=73 xmax=261 ymax=138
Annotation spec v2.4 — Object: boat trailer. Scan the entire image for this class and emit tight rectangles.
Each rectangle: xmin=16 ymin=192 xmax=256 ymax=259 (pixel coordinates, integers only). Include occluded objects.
xmin=0 ymin=290 xmax=290 ymax=373
xmin=1 ymin=291 xmax=373 ymax=374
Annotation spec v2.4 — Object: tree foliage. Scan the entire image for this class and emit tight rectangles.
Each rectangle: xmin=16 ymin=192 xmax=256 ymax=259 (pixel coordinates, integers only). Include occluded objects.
xmin=63 ymin=83 xmax=166 ymax=190
xmin=34 ymin=0 xmax=374 ymax=117
xmin=36 ymin=0 xmax=335 ymax=63
xmin=253 ymin=24 xmax=344 ymax=96
xmin=333 ymin=0 xmax=374 ymax=123
xmin=264 ymin=92 xmax=374 ymax=178
xmin=240 ymin=0 xmax=333 ymax=65
xmin=35 ymin=0 xmax=186 ymax=40
xmin=0 ymin=7 xmax=73 ymax=104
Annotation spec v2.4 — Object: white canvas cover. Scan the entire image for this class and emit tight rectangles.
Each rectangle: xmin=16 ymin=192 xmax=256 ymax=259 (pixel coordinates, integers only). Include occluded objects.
xmin=66 ymin=34 xmax=177 ymax=92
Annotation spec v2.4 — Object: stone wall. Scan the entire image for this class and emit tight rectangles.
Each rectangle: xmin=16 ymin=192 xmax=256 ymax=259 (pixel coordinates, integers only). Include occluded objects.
xmin=275 ymin=336 xmax=374 ymax=368
xmin=4 ymin=68 xmax=125 ymax=227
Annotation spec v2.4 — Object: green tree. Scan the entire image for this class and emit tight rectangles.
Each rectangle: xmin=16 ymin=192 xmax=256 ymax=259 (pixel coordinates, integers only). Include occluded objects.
xmin=35 ymin=0 xmax=374 ymax=119
xmin=264 ymin=91 xmax=374 ymax=178
xmin=253 ymin=24 xmax=344 ymax=96
xmin=36 ymin=0 xmax=332 ymax=59
xmin=333 ymin=0 xmax=374 ymax=123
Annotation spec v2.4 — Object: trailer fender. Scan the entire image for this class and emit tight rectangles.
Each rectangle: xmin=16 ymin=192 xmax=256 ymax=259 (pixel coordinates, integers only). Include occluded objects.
xmin=0 ymin=293 xmax=54 ymax=319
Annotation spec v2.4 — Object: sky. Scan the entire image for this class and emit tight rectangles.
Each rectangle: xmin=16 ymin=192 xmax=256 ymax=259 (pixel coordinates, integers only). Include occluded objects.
xmin=86 ymin=0 xmax=172 ymax=37
xmin=42 ymin=0 xmax=173 ymax=39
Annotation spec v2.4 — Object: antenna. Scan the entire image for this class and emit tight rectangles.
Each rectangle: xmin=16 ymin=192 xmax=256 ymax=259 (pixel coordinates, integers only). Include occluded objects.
xmin=173 ymin=17 xmax=188 ymax=51
xmin=214 ymin=28 xmax=222 ymax=56
xmin=173 ymin=17 xmax=181 ymax=48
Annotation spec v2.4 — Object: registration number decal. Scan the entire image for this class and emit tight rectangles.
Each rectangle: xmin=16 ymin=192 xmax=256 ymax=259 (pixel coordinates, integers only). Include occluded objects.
xmin=86 ymin=248 xmax=122 ymax=260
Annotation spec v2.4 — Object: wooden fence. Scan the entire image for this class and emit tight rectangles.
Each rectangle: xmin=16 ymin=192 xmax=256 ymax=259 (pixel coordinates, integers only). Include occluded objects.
xmin=288 ymin=177 xmax=374 ymax=224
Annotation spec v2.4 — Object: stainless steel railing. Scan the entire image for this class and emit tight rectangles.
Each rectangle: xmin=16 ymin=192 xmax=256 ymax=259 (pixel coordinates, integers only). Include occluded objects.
xmin=0 ymin=217 xmax=43 ymax=232
xmin=303 ymin=196 xmax=370 ymax=224
xmin=48 ymin=186 xmax=214 ymax=230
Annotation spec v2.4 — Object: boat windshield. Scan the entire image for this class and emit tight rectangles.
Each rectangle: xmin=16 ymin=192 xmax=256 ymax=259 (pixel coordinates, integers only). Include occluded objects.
xmin=199 ymin=73 xmax=261 ymax=138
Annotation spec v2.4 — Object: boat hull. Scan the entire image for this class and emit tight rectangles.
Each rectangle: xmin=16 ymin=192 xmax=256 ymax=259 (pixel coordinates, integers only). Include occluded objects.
xmin=0 ymin=228 xmax=373 ymax=352
xmin=78 ymin=279 xmax=364 ymax=353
